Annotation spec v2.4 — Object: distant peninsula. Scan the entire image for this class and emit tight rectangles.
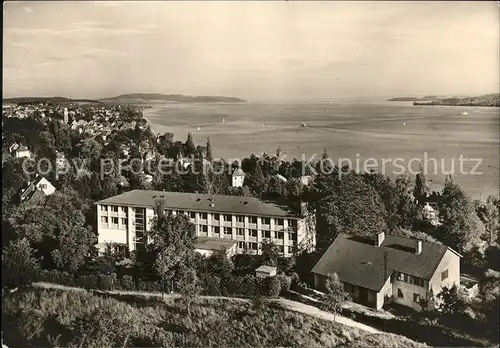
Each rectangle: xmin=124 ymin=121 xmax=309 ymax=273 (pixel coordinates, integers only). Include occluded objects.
xmin=388 ymin=94 xmax=499 ymax=107
xmin=100 ymin=93 xmax=246 ymax=103
xmin=413 ymin=94 xmax=499 ymax=107
xmin=3 ymin=96 xmax=100 ymax=104
xmin=387 ymin=97 xmax=419 ymax=102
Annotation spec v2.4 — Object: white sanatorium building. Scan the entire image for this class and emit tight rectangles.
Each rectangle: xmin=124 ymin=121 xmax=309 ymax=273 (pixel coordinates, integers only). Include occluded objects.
xmin=96 ymin=190 xmax=316 ymax=257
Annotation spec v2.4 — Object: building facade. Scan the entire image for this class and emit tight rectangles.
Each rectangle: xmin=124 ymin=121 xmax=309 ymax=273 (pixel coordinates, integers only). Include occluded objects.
xmin=312 ymin=232 xmax=461 ymax=311
xmin=96 ymin=190 xmax=315 ymax=257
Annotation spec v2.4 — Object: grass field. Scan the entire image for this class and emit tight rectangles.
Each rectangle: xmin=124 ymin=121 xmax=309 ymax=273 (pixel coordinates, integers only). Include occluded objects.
xmin=2 ymin=287 xmax=428 ymax=348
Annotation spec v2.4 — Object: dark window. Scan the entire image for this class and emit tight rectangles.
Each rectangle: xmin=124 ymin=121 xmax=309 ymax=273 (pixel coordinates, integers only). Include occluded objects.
xmin=276 ymin=218 xmax=284 ymax=226
xmin=101 ymin=205 xmax=107 ymax=212
xmin=288 ymin=232 xmax=296 ymax=241
xmin=238 ymin=242 xmax=245 ymax=249
xmin=112 ymin=217 xmax=118 ymax=225
xmin=111 ymin=206 xmax=118 ymax=212
xmin=262 ymin=217 xmax=271 ymax=225
xmin=289 ymin=219 xmax=297 ymax=228
xmin=250 ymin=243 xmax=258 ymax=250
xmin=441 ymin=269 xmax=448 ymax=281
xmin=200 ymin=212 xmax=208 ymax=220
xmin=224 ymin=227 xmax=232 ymax=235
xmin=264 ymin=231 xmax=271 ymax=239
xmin=213 ymin=226 xmax=220 ymax=234
xmin=224 ymin=214 xmax=232 ymax=222
xmin=250 ymin=229 xmax=258 ymax=237
xmin=249 ymin=216 xmax=257 ymax=224
xmin=190 ymin=212 xmax=196 ymax=219
xmin=397 ymin=289 xmax=404 ymax=298
xmin=277 ymin=232 xmax=284 ymax=240
xmin=413 ymin=293 xmax=420 ymax=303
xmin=201 ymin=225 xmax=208 ymax=232
xmin=236 ymin=215 xmax=245 ymax=223
xmin=213 ymin=214 xmax=220 ymax=221
xmin=121 ymin=218 xmax=128 ymax=225
xmin=237 ymin=228 xmax=244 ymax=236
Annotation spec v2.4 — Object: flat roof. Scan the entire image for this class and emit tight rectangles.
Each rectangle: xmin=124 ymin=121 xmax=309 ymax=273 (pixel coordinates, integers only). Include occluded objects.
xmin=195 ymin=237 xmax=237 ymax=251
xmin=97 ymin=190 xmax=299 ymax=218
xmin=256 ymin=265 xmax=277 ymax=273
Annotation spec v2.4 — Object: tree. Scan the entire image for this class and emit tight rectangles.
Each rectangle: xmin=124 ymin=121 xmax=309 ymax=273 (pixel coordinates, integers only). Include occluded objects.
xmin=205 ymin=249 xmax=234 ymax=279
xmin=437 ymin=284 xmax=464 ymax=316
xmin=439 ymin=177 xmax=485 ymax=253
xmin=2 ymin=237 xmax=40 ymax=288
xmin=413 ymin=165 xmax=429 ymax=205
xmin=206 ymin=137 xmax=213 ymax=161
xmin=321 ymin=273 xmax=350 ymax=321
xmin=315 ymin=171 xmax=388 ymax=250
xmin=178 ymin=267 xmax=201 ymax=318
xmin=185 ymin=133 xmax=196 ymax=156
xmin=147 ymin=210 xmax=197 ymax=295
xmin=261 ymin=241 xmax=280 ymax=267
xmin=475 ymin=196 xmax=500 ymax=244
xmin=250 ymin=162 xmax=268 ymax=196
xmin=7 ymin=189 xmax=94 ymax=275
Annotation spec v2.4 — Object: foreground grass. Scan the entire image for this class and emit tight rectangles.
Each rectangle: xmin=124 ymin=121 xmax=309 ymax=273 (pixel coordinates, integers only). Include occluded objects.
xmin=2 ymin=288 xmax=427 ymax=348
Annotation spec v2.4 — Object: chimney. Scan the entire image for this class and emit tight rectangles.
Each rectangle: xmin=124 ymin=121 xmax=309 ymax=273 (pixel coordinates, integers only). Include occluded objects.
xmin=375 ymin=232 xmax=385 ymax=247
xmin=415 ymin=240 xmax=422 ymax=255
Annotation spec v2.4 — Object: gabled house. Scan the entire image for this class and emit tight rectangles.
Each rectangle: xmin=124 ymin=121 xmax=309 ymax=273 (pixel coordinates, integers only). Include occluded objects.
xmin=232 ymin=168 xmax=245 ymax=188
xmin=312 ymin=232 xmax=461 ymax=311
xmin=19 ymin=175 xmax=56 ymax=203
xmin=422 ymin=202 xmax=440 ymax=226
xmin=9 ymin=143 xmax=31 ymax=159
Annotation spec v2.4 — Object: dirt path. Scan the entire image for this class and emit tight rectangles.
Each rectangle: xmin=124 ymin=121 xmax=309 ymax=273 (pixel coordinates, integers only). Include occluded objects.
xmin=32 ymin=282 xmax=381 ymax=333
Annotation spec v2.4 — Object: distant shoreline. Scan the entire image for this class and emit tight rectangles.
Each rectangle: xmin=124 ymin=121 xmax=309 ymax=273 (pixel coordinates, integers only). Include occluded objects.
xmin=388 ymin=94 xmax=500 ymax=107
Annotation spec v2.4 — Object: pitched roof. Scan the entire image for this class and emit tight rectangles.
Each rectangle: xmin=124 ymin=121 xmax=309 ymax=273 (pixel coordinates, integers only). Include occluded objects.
xmin=256 ymin=265 xmax=277 ymax=273
xmin=96 ymin=190 xmax=298 ymax=218
xmin=19 ymin=176 xmax=51 ymax=201
xmin=232 ymin=168 xmax=245 ymax=177
xmin=311 ymin=233 xmax=454 ymax=292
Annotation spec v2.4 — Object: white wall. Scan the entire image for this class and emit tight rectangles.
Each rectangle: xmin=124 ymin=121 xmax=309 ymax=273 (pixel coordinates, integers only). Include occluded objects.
xmin=392 ymin=278 xmax=428 ymax=311
xmin=232 ymin=175 xmax=244 ymax=187
xmin=429 ymin=249 xmax=461 ymax=299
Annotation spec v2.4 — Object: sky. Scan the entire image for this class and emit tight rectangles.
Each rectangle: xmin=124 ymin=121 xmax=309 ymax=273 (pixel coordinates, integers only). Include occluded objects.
xmin=3 ymin=1 xmax=499 ymax=101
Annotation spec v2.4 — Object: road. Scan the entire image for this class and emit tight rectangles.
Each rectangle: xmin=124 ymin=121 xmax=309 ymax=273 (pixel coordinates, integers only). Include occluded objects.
xmin=32 ymin=282 xmax=381 ymax=333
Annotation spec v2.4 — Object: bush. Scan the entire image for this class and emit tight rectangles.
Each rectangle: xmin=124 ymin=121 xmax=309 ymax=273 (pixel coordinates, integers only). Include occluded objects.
xmin=277 ymin=274 xmax=292 ymax=294
xmin=136 ymin=279 xmax=162 ymax=292
xmin=259 ymin=277 xmax=281 ymax=297
xmin=39 ymin=270 xmax=74 ymax=286
xmin=121 ymin=275 xmax=135 ymax=290
xmin=99 ymin=273 xmax=117 ymax=290
xmin=76 ymin=274 xmax=99 ymax=289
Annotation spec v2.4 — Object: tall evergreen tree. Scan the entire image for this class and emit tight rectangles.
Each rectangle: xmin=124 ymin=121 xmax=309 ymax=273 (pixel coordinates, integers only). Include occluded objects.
xmin=185 ymin=132 xmax=196 ymax=156
xmin=206 ymin=137 xmax=213 ymax=161
xmin=439 ymin=177 xmax=485 ymax=253
xmin=413 ymin=165 xmax=429 ymax=205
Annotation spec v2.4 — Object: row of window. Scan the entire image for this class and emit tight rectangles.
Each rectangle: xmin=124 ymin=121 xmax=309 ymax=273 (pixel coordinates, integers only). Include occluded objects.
xmin=236 ymin=241 xmax=287 ymax=253
xmin=100 ymin=217 xmax=128 ymax=226
xmin=100 ymin=205 xmax=299 ymax=228
xmin=101 ymin=205 xmax=126 ymax=213
xmin=395 ymin=272 xmax=426 ymax=287
xmin=182 ymin=211 xmax=296 ymax=227
xmin=199 ymin=225 xmax=296 ymax=240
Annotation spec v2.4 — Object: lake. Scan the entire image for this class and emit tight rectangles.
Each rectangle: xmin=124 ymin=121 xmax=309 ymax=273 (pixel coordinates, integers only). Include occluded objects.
xmin=143 ymin=100 xmax=499 ymax=200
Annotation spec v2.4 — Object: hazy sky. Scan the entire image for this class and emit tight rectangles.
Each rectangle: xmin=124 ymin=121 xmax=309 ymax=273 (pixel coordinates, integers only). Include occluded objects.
xmin=3 ymin=1 xmax=499 ymax=100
